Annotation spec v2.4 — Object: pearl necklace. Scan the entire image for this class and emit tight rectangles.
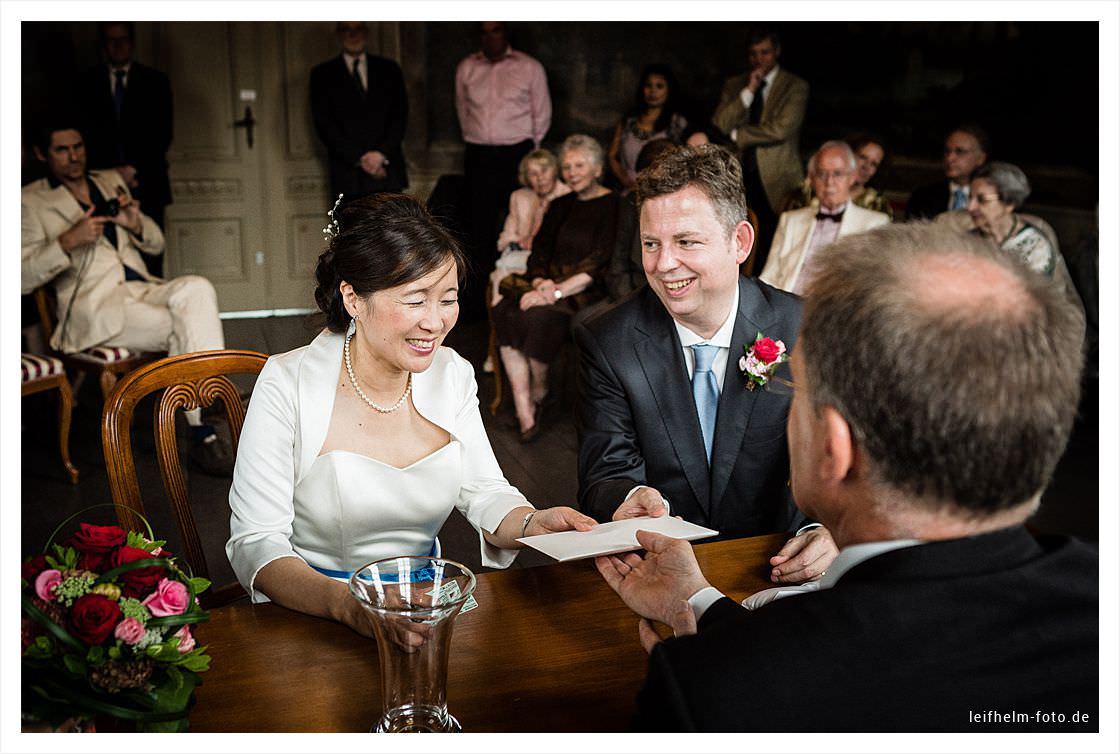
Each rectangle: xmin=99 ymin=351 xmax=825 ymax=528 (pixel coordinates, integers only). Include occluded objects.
xmin=344 ymin=327 xmax=412 ymax=414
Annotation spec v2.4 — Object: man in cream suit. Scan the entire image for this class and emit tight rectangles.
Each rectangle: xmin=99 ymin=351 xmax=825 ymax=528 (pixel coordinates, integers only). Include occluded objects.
xmin=760 ymin=141 xmax=890 ymax=294
xmin=712 ymin=28 xmax=809 ymax=271
xmin=21 ymin=120 xmax=232 ymax=475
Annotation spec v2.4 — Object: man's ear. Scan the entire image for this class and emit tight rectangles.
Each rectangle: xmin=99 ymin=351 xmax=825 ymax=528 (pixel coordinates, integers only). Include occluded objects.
xmin=819 ymin=406 xmax=854 ymax=484
xmin=733 ymin=220 xmax=754 ymax=266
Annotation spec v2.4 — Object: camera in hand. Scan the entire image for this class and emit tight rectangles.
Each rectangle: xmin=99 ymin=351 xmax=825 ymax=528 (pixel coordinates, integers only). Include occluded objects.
xmin=92 ymin=197 xmax=121 ymax=217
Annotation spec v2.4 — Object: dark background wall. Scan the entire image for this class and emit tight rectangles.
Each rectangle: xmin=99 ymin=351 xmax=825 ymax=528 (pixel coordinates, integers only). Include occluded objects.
xmin=426 ymin=21 xmax=1098 ymax=205
xmin=24 ymin=20 xmax=1098 ymax=207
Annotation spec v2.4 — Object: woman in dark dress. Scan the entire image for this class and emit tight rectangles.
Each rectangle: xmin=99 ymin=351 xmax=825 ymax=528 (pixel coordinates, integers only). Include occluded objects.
xmin=491 ymin=134 xmax=619 ymax=442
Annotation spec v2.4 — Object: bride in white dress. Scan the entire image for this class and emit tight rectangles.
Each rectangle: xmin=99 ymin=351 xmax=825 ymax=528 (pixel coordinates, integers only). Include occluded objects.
xmin=226 ymin=193 xmax=594 ymax=637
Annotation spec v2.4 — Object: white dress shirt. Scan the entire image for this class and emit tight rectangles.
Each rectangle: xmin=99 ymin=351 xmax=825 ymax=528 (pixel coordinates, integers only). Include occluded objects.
xmin=791 ymin=200 xmax=848 ymax=295
xmin=107 ymin=62 xmax=132 ymax=92
xmin=737 ymin=64 xmax=780 ymax=110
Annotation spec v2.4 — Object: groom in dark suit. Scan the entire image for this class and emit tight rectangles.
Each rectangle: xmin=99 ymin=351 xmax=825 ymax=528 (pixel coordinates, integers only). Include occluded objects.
xmin=576 ymin=144 xmax=837 ymax=584
xmin=310 ymin=22 xmax=408 ymax=203
xmin=596 ymin=223 xmax=1096 ymax=731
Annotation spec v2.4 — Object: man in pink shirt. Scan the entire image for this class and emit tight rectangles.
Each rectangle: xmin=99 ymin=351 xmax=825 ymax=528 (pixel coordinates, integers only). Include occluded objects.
xmin=455 ymin=21 xmax=552 ymax=317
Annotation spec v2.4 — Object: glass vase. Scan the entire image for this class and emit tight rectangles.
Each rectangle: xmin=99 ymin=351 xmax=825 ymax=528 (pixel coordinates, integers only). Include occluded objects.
xmin=349 ymin=557 xmax=476 ymax=733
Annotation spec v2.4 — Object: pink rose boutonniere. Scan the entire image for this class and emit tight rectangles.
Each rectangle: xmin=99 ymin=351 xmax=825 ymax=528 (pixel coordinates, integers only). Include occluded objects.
xmin=739 ymin=332 xmax=788 ymax=391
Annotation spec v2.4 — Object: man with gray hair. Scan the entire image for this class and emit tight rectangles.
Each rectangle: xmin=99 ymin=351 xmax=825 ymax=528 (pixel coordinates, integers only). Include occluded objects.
xmin=597 ymin=223 xmax=1097 ymax=731
xmin=760 ymin=140 xmax=889 ymax=294
xmin=577 ymin=144 xmax=838 ymax=585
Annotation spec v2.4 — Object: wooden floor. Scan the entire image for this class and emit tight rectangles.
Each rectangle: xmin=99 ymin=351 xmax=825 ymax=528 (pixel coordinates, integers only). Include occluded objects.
xmin=21 ymin=314 xmax=1100 ymax=592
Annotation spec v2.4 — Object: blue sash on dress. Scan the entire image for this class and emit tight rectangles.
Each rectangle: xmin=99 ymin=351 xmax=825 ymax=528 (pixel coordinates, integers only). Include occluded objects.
xmin=309 ymin=539 xmax=441 ymax=581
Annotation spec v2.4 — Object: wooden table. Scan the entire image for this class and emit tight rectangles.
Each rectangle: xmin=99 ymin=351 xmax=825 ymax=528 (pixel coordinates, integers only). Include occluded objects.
xmin=190 ymin=533 xmax=787 ymax=732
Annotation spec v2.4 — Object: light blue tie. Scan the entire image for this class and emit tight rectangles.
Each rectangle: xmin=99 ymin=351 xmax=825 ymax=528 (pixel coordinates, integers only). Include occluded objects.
xmin=951 ymin=187 xmax=968 ymax=210
xmin=690 ymin=344 xmax=720 ymax=463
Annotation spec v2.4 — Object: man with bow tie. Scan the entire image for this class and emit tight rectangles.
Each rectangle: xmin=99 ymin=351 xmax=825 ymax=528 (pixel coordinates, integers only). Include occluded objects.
xmin=760 ymin=140 xmax=890 ymax=294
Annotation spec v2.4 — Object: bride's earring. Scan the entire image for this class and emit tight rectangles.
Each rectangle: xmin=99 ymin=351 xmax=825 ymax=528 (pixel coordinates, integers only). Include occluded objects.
xmin=347 ymin=316 xmax=357 ymax=337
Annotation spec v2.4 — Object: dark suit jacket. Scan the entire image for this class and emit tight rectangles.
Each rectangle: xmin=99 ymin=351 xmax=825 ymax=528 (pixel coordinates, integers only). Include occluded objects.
xmin=575 ymin=277 xmax=804 ymax=537
xmin=77 ymin=62 xmax=173 ymax=211
xmin=906 ymin=180 xmax=953 ymax=220
xmin=634 ymin=526 xmax=1099 ymax=732
xmin=310 ymin=54 xmax=408 ymax=198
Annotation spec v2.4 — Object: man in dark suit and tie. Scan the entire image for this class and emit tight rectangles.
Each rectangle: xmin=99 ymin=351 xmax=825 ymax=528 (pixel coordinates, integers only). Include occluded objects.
xmin=77 ymin=21 xmax=173 ymax=275
xmin=310 ymin=22 xmax=408 ymax=204
xmin=906 ymin=124 xmax=990 ymax=220
xmin=597 ymin=223 xmax=1097 ymax=731
xmin=576 ymin=145 xmax=838 ymax=585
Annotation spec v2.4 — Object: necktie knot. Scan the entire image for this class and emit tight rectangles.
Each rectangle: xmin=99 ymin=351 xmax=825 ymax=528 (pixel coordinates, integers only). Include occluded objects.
xmin=691 ymin=344 xmax=718 ymax=373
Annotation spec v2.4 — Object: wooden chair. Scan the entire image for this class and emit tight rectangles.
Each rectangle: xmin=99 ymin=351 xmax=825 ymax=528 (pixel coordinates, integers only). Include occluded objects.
xmin=102 ymin=349 xmax=268 ymax=608
xmin=21 ymin=353 xmax=79 ymax=484
xmin=33 ymin=286 xmax=164 ymax=400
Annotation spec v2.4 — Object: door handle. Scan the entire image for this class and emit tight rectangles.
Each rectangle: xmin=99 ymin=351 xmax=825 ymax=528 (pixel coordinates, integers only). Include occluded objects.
xmin=233 ymin=106 xmax=256 ymax=149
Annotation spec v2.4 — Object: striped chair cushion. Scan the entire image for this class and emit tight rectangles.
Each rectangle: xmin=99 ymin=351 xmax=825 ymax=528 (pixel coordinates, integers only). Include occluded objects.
xmin=68 ymin=346 xmax=137 ymax=364
xmin=21 ymin=353 xmax=65 ymax=383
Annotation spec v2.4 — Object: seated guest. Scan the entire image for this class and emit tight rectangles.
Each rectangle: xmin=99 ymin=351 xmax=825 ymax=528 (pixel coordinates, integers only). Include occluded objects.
xmin=21 ymin=118 xmax=231 ymax=476
xmin=965 ymin=161 xmax=1069 ymax=279
xmin=491 ymin=134 xmax=619 ymax=442
xmin=607 ymin=64 xmax=688 ymax=193
xmin=226 ymin=194 xmax=593 ymax=636
xmin=489 ymin=148 xmax=571 ymax=307
xmin=760 ymin=140 xmax=889 ymax=294
xmin=598 ymin=223 xmax=1096 ymax=732
xmin=606 ymin=138 xmax=677 ymax=301
xmin=906 ymin=124 xmax=989 ymax=220
xmin=577 ymin=145 xmax=837 ymax=583
xmin=782 ymin=132 xmax=894 ymax=218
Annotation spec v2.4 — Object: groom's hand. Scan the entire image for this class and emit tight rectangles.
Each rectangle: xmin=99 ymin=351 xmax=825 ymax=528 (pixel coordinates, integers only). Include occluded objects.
xmin=611 ymin=486 xmax=668 ymax=521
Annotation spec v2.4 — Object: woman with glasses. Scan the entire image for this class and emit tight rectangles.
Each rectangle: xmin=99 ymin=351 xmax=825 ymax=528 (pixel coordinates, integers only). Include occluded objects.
xmin=965 ymin=162 xmax=1063 ymax=278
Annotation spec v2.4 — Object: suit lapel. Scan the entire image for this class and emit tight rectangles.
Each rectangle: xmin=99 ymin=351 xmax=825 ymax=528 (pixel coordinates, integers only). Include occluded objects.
xmin=709 ymin=278 xmax=776 ymax=514
xmin=761 ymin=70 xmax=787 ymax=122
xmin=632 ymin=293 xmax=711 ymax=516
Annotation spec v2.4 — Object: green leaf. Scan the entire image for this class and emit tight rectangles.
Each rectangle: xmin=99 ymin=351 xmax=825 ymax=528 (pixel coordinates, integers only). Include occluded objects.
xmin=177 ymin=651 xmax=211 ymax=673
xmin=188 ymin=577 xmax=212 ymax=595
xmin=108 ymin=645 xmax=121 ymax=660
xmin=23 ymin=636 xmax=54 ymax=659
xmin=86 ymin=645 xmax=105 ymax=665
xmin=146 ymin=610 xmax=210 ymax=629
xmin=96 ymin=556 xmax=174 ymax=584
xmin=62 ymin=654 xmax=87 ymax=676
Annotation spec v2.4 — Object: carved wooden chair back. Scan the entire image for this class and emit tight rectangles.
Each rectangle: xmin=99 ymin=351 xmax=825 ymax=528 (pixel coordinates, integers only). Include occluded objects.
xmin=102 ymin=349 xmax=268 ymax=608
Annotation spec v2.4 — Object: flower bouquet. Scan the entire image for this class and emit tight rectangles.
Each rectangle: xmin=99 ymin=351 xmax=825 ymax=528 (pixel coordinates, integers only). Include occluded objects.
xmin=21 ymin=516 xmax=211 ymax=732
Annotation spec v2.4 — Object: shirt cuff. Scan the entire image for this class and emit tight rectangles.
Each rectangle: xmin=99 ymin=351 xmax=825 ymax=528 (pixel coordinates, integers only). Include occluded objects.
xmin=687 ymin=586 xmax=725 ymax=622
xmin=738 ymin=87 xmax=755 ymax=109
xmin=623 ymin=485 xmax=671 ymax=516
xmin=795 ymin=522 xmax=823 ymax=536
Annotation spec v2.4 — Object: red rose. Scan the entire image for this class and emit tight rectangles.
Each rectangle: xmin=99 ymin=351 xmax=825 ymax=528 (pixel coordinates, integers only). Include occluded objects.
xmin=68 ymin=594 xmax=122 ymax=646
xmin=21 ymin=554 xmax=48 ymax=582
xmin=69 ymin=524 xmax=126 ymax=555
xmin=752 ymin=337 xmax=781 ymax=364
xmin=112 ymin=546 xmax=166 ymax=599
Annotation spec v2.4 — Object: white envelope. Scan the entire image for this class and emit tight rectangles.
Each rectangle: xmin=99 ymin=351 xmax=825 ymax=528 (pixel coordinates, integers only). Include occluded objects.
xmin=516 ymin=516 xmax=718 ymax=562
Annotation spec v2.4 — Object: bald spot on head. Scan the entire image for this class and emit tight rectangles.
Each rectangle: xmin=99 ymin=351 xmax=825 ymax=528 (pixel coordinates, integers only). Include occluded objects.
xmin=904 ymin=251 xmax=1036 ymax=325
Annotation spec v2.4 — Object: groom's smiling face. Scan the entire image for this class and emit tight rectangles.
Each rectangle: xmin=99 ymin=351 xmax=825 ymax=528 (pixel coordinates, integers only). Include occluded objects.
xmin=640 ymin=185 xmax=751 ymax=338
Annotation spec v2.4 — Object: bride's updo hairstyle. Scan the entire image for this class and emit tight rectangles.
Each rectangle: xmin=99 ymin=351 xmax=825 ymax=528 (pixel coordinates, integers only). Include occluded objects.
xmin=314 ymin=193 xmax=467 ymax=333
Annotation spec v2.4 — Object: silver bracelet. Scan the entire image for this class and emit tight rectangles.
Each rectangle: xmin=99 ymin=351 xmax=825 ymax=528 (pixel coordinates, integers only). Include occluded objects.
xmin=520 ymin=510 xmax=537 ymax=538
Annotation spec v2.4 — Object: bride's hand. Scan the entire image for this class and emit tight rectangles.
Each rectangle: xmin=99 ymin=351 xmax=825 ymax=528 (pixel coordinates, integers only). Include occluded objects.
xmin=525 ymin=506 xmax=596 ymax=536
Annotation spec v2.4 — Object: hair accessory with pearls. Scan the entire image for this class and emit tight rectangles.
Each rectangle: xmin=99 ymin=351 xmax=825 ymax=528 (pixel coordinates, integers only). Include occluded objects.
xmin=322 ymin=193 xmax=344 ymax=241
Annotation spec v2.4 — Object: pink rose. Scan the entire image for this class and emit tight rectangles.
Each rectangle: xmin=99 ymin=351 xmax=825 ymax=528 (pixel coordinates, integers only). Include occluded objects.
xmin=34 ymin=569 xmax=62 ymax=601
xmin=141 ymin=578 xmax=190 ymax=617
xmin=752 ymin=337 xmax=781 ymax=364
xmin=173 ymin=625 xmax=196 ymax=654
xmin=114 ymin=617 xmax=146 ymax=645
